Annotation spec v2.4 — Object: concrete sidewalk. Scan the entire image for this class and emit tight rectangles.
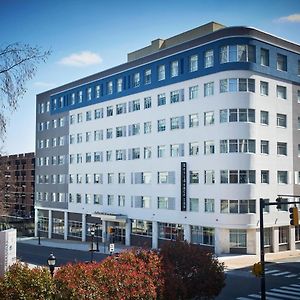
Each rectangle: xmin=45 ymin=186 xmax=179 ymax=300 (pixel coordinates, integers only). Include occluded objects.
xmin=17 ymin=237 xmax=130 ymax=254
xmin=18 ymin=237 xmax=300 ymax=270
xmin=217 ymin=250 xmax=300 ymax=270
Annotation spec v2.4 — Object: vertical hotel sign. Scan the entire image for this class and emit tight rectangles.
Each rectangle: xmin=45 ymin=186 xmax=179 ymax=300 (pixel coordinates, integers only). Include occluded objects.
xmin=181 ymin=162 xmax=187 ymax=211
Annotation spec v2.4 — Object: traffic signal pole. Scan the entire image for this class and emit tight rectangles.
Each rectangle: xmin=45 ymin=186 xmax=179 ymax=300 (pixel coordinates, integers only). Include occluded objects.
xmin=259 ymin=198 xmax=266 ymax=300
xmin=259 ymin=196 xmax=300 ymax=300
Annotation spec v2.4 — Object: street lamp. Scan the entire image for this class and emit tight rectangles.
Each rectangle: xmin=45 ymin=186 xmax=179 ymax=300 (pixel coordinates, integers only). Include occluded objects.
xmin=90 ymin=225 xmax=95 ymax=262
xmin=47 ymin=253 xmax=56 ymax=277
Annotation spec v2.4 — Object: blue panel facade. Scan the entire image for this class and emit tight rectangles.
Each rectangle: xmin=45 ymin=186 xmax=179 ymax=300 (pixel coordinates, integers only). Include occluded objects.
xmin=50 ymin=37 xmax=300 ymax=115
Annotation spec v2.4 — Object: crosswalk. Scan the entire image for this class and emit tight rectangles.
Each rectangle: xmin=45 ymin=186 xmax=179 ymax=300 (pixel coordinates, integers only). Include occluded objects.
xmin=237 ymin=283 xmax=300 ymax=300
xmin=254 ymin=267 xmax=300 ymax=279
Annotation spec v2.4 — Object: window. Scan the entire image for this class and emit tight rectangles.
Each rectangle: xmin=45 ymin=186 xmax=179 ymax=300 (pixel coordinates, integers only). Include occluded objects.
xmin=133 ymin=72 xmax=140 ymax=87
xmin=77 ymin=133 xmax=82 ymax=143
xmin=220 ymin=78 xmax=255 ymax=93
xmin=129 ymin=148 xmax=140 ymax=160
xmin=94 ymin=130 xmax=103 ymax=141
xmin=261 ymin=170 xmax=269 ymax=184
xmin=95 ymin=85 xmax=101 ymax=98
xmin=170 ymin=116 xmax=184 ymax=130
xmin=278 ymin=171 xmax=288 ymax=184
xmin=94 ymin=194 xmax=103 ymax=205
xmin=190 ymin=55 xmax=198 ymax=72
xmin=157 ymin=119 xmax=166 ymax=132
xmin=260 ymin=48 xmax=269 ymax=66
xmin=189 ymin=198 xmax=199 ymax=212
xmin=94 ymin=108 xmax=103 ymax=119
xmin=144 ymin=121 xmax=151 ymax=134
xmin=94 ymin=152 xmax=102 ymax=162
xmin=298 ymin=60 xmax=300 ymax=76
xmin=204 ymin=49 xmax=213 ymax=68
xmin=118 ymin=172 xmax=125 ymax=184
xmin=204 ymin=111 xmax=214 ymax=125
xmin=86 ymin=153 xmax=92 ymax=163
xmin=157 ymin=93 xmax=166 ymax=106
xmin=107 ymin=195 xmax=114 ymax=206
xmin=220 ymin=45 xmax=255 ymax=63
xmin=94 ymin=173 xmax=103 ymax=184
xmin=128 ymin=123 xmax=140 ymax=136
xmin=277 ymin=54 xmax=287 ymax=71
xmin=298 ymin=90 xmax=300 ymax=103
xmin=171 ymin=60 xmax=179 ymax=77
xmin=145 ymin=69 xmax=151 ymax=84
xmin=118 ymin=195 xmax=125 ymax=207
xmin=144 ymin=97 xmax=152 ymax=109
xmin=260 ymin=81 xmax=269 ymax=96
xmin=116 ymin=149 xmax=126 ymax=161
xmin=204 ymin=140 xmax=215 ymax=155
xmin=170 ymin=144 xmax=184 ymax=157
xmin=116 ymin=103 xmax=126 ymax=115
xmin=189 ymin=85 xmax=199 ymax=100
xmin=144 ymin=146 xmax=152 ymax=159
xmin=204 ymin=170 xmax=215 ymax=184
xmin=170 ymin=89 xmax=184 ymax=103
xmin=189 ymin=171 xmax=199 ymax=184
xmin=87 ymin=87 xmax=92 ymax=100
xmin=106 ymin=128 xmax=113 ymax=139
xmin=106 ymin=150 xmax=112 ymax=161
xmin=77 ymin=174 xmax=82 ymax=184
xmin=107 ymin=106 xmax=113 ymax=117
xmin=86 ymin=132 xmax=91 ymax=142
xmin=85 ymin=174 xmax=92 ymax=184
xmin=277 ymin=142 xmax=287 ymax=156
xmin=204 ymin=199 xmax=214 ymax=213
xmin=158 ymin=65 xmax=165 ymax=81
xmin=78 ymin=91 xmax=83 ymax=102
xmin=76 ymin=154 xmax=82 ymax=164
xmin=277 ymin=85 xmax=287 ymax=99
xmin=158 ymin=197 xmax=175 ymax=210
xmin=277 ymin=114 xmax=287 ymax=127
xmin=261 ymin=140 xmax=269 ymax=154
xmin=158 ymin=171 xmax=175 ymax=184
xmin=77 ymin=113 xmax=82 ymax=123
xmin=129 ymin=99 xmax=140 ymax=112
xmin=260 ymin=111 xmax=269 ymax=125
xmin=132 ymin=220 xmax=152 ymax=236
xmin=116 ymin=126 xmax=126 ymax=138
xmin=132 ymin=196 xmax=151 ymax=208
xmin=157 ymin=145 xmax=166 ymax=158
xmin=230 ymin=229 xmax=247 ymax=248
xmin=191 ymin=226 xmax=215 ymax=246
xmin=117 ymin=78 xmax=123 ymax=93
xmin=107 ymin=173 xmax=114 ymax=184
xmin=107 ymin=81 xmax=113 ymax=94
xmin=204 ymin=82 xmax=214 ymax=97
xmin=279 ymin=226 xmax=289 ymax=244
xmin=189 ymin=113 xmax=199 ymax=127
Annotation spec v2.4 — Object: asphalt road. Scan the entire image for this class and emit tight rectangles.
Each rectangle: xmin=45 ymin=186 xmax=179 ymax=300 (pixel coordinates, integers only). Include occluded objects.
xmin=17 ymin=242 xmax=108 ymax=266
xmin=217 ymin=259 xmax=300 ymax=299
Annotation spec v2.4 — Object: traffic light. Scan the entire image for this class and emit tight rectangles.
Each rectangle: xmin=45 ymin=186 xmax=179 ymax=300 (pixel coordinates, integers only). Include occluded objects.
xmin=252 ymin=262 xmax=262 ymax=277
xmin=276 ymin=197 xmax=282 ymax=210
xmin=289 ymin=207 xmax=299 ymax=226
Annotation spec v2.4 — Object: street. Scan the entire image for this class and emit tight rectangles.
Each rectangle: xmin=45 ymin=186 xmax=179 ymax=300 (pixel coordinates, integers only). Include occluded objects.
xmin=17 ymin=242 xmax=108 ymax=267
xmin=217 ymin=258 xmax=300 ymax=299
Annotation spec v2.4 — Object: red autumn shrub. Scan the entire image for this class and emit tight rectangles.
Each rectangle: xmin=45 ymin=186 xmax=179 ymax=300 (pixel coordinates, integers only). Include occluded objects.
xmin=0 ymin=262 xmax=55 ymax=300
xmin=160 ymin=240 xmax=225 ymax=300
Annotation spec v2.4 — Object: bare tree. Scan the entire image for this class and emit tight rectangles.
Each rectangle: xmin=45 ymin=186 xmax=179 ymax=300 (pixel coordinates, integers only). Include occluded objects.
xmin=0 ymin=43 xmax=51 ymax=138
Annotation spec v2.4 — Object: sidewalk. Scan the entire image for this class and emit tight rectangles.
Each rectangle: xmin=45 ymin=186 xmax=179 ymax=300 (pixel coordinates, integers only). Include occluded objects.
xmin=17 ymin=237 xmax=130 ymax=254
xmin=18 ymin=237 xmax=300 ymax=270
xmin=217 ymin=250 xmax=300 ymax=270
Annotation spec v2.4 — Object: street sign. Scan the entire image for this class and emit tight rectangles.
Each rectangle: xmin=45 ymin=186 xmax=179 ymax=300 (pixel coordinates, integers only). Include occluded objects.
xmin=109 ymin=243 xmax=114 ymax=253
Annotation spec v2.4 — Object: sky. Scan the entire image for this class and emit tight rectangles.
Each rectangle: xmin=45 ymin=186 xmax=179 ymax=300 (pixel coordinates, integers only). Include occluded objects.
xmin=0 ymin=0 xmax=300 ymax=155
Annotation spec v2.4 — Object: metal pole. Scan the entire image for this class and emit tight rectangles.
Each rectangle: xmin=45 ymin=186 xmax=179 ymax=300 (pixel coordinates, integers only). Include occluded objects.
xmin=259 ymin=198 xmax=266 ymax=300
xmin=38 ymin=221 xmax=41 ymax=245
xmin=90 ymin=234 xmax=94 ymax=262
xmin=96 ymin=224 xmax=99 ymax=252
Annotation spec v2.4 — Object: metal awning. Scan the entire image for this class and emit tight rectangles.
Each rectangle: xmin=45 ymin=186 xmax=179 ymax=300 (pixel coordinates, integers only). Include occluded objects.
xmin=91 ymin=212 xmax=127 ymax=222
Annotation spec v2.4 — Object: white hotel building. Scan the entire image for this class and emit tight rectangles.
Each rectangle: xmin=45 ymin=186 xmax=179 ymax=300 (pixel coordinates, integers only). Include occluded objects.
xmin=35 ymin=22 xmax=300 ymax=254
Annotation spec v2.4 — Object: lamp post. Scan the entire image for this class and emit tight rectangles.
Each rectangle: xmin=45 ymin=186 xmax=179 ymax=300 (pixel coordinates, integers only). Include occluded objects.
xmin=47 ymin=253 xmax=56 ymax=277
xmin=90 ymin=225 xmax=95 ymax=262
xmin=95 ymin=223 xmax=99 ymax=252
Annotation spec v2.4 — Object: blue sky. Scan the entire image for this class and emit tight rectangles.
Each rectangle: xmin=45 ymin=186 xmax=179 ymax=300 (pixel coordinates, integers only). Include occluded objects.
xmin=1 ymin=0 xmax=300 ymax=154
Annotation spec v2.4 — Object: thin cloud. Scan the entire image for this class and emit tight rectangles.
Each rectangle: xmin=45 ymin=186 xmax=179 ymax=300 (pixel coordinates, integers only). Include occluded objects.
xmin=276 ymin=13 xmax=300 ymax=23
xmin=58 ymin=51 xmax=103 ymax=67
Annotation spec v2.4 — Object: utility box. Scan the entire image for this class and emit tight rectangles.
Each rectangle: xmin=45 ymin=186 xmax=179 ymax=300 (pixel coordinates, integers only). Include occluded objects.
xmin=0 ymin=229 xmax=17 ymax=276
